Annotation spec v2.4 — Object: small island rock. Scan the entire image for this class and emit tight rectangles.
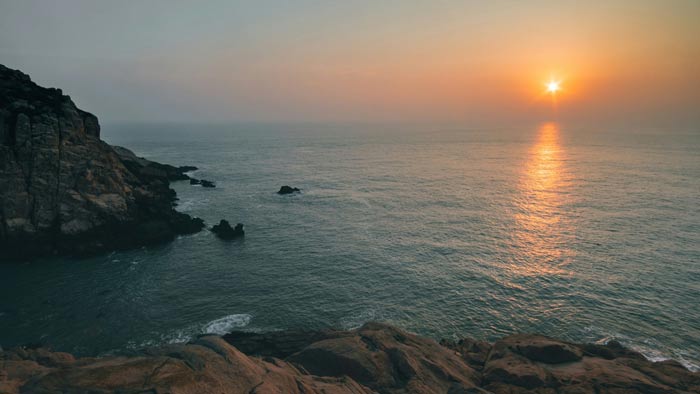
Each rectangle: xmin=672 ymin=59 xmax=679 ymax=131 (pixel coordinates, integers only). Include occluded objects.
xmin=278 ymin=185 xmax=301 ymax=194
xmin=211 ymin=220 xmax=244 ymax=239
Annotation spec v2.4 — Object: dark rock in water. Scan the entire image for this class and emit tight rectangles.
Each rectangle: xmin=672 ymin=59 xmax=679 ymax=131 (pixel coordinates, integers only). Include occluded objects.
xmin=189 ymin=178 xmax=215 ymax=187
xmin=170 ymin=212 xmax=205 ymax=234
xmin=178 ymin=165 xmax=197 ymax=173
xmin=278 ymin=185 xmax=301 ymax=194
xmin=211 ymin=220 xmax=244 ymax=239
xmin=1 ymin=322 xmax=698 ymax=394
xmin=0 ymin=64 xmax=204 ymax=261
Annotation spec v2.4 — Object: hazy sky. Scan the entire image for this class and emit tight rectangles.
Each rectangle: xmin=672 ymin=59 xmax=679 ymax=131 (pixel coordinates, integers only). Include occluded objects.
xmin=1 ymin=1 xmax=699 ymax=126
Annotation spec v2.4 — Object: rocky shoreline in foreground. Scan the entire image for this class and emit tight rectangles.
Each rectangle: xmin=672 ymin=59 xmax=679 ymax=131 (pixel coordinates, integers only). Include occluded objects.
xmin=1 ymin=322 xmax=698 ymax=394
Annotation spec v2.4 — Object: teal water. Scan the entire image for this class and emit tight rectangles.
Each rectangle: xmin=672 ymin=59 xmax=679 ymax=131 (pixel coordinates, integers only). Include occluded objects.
xmin=1 ymin=122 xmax=698 ymax=370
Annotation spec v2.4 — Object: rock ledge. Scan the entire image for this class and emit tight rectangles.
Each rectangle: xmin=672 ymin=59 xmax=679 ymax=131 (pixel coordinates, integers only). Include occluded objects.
xmin=1 ymin=322 xmax=697 ymax=394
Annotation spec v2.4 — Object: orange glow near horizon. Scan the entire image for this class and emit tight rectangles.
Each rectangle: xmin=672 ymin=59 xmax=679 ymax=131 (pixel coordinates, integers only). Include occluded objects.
xmin=98 ymin=2 xmax=698 ymax=124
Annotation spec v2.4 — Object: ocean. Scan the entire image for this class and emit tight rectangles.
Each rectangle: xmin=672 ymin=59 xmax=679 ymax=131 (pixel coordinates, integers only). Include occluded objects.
xmin=1 ymin=122 xmax=698 ymax=370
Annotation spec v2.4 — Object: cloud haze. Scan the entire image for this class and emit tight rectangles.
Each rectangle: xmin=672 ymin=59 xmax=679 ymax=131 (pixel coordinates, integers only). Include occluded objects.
xmin=1 ymin=0 xmax=698 ymax=126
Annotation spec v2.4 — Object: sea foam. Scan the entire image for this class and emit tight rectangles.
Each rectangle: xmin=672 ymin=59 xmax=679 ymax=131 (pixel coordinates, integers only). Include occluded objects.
xmin=202 ymin=314 xmax=252 ymax=335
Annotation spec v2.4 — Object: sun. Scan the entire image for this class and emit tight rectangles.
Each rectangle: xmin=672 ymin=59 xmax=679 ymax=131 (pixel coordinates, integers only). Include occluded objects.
xmin=546 ymin=80 xmax=561 ymax=94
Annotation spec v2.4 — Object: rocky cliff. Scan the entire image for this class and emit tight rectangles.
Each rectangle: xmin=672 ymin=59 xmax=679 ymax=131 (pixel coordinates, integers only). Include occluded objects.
xmin=0 ymin=64 xmax=203 ymax=260
xmin=1 ymin=323 xmax=697 ymax=393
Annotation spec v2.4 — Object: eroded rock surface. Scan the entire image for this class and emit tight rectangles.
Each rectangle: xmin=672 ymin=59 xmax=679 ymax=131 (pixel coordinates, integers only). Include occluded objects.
xmin=443 ymin=332 xmax=700 ymax=393
xmin=0 ymin=64 xmax=203 ymax=260
xmin=1 ymin=323 xmax=698 ymax=394
xmin=0 ymin=336 xmax=368 ymax=394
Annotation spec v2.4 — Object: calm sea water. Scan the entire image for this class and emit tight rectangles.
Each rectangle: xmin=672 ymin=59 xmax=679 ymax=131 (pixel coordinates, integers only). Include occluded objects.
xmin=1 ymin=122 xmax=698 ymax=370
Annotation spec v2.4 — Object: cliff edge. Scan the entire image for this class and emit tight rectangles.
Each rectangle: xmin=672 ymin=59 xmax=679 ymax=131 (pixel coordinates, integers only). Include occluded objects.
xmin=0 ymin=64 xmax=203 ymax=260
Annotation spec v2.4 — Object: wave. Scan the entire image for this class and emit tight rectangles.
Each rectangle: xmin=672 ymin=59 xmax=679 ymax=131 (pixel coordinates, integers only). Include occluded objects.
xmin=339 ymin=309 xmax=385 ymax=330
xmin=202 ymin=314 xmax=252 ymax=335
xmin=120 ymin=314 xmax=252 ymax=354
xmin=174 ymin=196 xmax=210 ymax=213
xmin=583 ymin=326 xmax=699 ymax=372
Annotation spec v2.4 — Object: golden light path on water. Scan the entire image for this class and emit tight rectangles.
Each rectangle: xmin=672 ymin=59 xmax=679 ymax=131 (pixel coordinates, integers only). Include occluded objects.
xmin=511 ymin=122 xmax=575 ymax=277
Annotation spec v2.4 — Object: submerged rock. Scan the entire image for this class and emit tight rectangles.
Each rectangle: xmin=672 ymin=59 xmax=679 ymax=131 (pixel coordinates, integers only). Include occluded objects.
xmin=277 ymin=185 xmax=301 ymax=194
xmin=211 ymin=220 xmax=244 ymax=239
xmin=3 ymin=322 xmax=697 ymax=394
xmin=0 ymin=64 xmax=204 ymax=261
xmin=189 ymin=178 xmax=216 ymax=187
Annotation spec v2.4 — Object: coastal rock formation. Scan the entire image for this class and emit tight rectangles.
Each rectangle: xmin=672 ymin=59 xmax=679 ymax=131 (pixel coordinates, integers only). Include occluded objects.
xmin=111 ymin=145 xmax=196 ymax=182
xmin=211 ymin=220 xmax=244 ymax=239
xmin=0 ymin=336 xmax=367 ymax=394
xmin=441 ymin=332 xmax=700 ymax=393
xmin=2 ymin=323 xmax=697 ymax=394
xmin=0 ymin=64 xmax=204 ymax=260
xmin=278 ymin=185 xmax=301 ymax=194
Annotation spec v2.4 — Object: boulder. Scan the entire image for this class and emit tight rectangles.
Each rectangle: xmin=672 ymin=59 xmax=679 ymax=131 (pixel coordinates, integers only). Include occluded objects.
xmin=211 ymin=220 xmax=244 ymax=239
xmin=278 ymin=185 xmax=301 ymax=194
xmin=499 ymin=334 xmax=583 ymax=364
xmin=286 ymin=322 xmax=480 ymax=394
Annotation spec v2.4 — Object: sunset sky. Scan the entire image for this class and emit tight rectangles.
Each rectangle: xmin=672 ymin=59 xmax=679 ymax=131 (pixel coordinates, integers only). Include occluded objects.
xmin=1 ymin=0 xmax=698 ymax=126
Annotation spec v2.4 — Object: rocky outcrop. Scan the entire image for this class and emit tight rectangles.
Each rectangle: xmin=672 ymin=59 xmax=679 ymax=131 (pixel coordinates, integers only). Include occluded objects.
xmin=211 ymin=220 xmax=244 ymax=239
xmin=442 ymin=332 xmax=700 ymax=393
xmin=278 ymin=185 xmax=301 ymax=194
xmin=111 ymin=145 xmax=196 ymax=182
xmin=3 ymin=323 xmax=695 ymax=394
xmin=0 ymin=64 xmax=204 ymax=261
xmin=0 ymin=336 xmax=368 ymax=394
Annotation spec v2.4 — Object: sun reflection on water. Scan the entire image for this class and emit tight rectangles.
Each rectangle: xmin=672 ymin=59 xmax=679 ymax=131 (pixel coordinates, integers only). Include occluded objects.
xmin=511 ymin=122 xmax=574 ymax=276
